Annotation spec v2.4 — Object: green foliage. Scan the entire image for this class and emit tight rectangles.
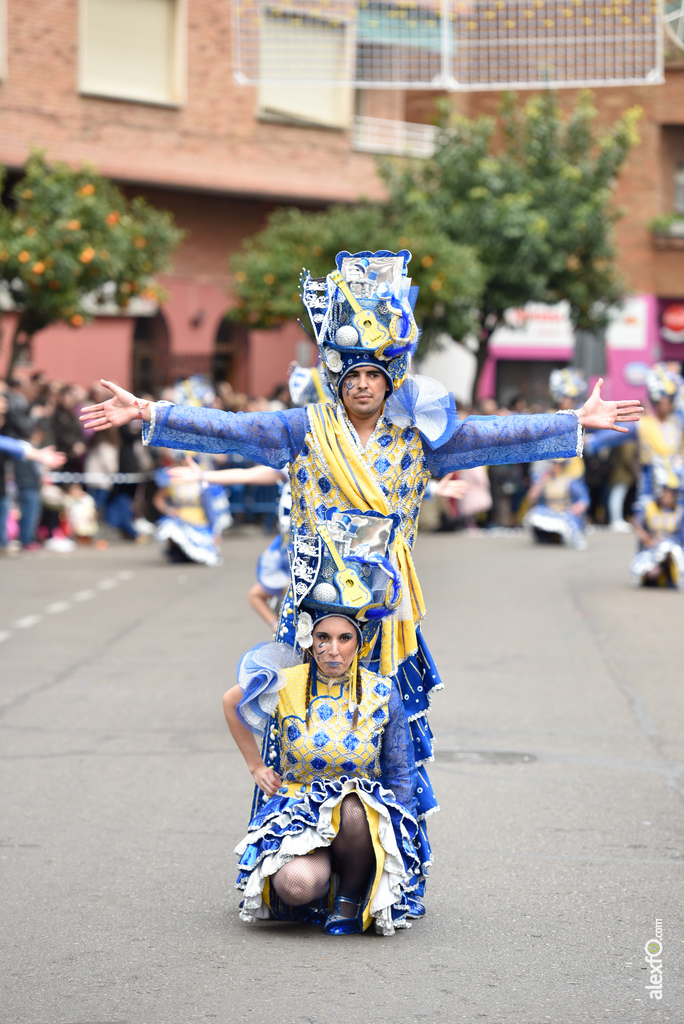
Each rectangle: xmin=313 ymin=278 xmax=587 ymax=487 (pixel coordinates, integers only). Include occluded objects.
xmin=0 ymin=152 xmax=184 ymax=362
xmin=649 ymin=211 xmax=684 ymax=235
xmin=229 ymin=203 xmax=485 ymax=349
xmin=387 ymin=90 xmax=640 ymax=341
xmin=229 ymin=91 xmax=639 ymax=393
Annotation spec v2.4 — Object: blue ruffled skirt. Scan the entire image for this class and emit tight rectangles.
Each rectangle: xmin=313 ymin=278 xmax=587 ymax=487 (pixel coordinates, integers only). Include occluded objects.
xmin=155 ymin=517 xmax=221 ymax=566
xmin=256 ymin=534 xmax=290 ymax=595
xmin=235 ymin=776 xmax=420 ymax=935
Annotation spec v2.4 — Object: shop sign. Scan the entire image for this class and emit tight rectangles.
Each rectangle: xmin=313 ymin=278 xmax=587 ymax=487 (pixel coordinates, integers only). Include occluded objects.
xmin=489 ymin=302 xmax=574 ymax=352
xmin=623 ymin=361 xmax=651 ymax=386
xmin=660 ymin=302 xmax=684 ymax=344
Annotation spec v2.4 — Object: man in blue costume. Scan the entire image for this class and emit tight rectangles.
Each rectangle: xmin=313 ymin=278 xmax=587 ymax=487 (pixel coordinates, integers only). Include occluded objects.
xmin=81 ymin=249 xmax=642 ymax=909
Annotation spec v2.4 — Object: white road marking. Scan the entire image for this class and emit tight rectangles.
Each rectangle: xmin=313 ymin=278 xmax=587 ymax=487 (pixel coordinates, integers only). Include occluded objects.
xmin=14 ymin=615 xmax=42 ymax=629
xmin=46 ymin=601 xmax=71 ymax=614
xmin=2 ymin=573 xmax=133 ymax=639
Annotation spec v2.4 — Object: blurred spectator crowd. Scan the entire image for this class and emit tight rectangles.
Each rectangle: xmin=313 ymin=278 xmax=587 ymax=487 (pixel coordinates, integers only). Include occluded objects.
xmin=423 ymin=392 xmax=638 ymax=535
xmin=0 ymin=369 xmax=644 ymax=555
xmin=0 ymin=370 xmax=291 ymax=555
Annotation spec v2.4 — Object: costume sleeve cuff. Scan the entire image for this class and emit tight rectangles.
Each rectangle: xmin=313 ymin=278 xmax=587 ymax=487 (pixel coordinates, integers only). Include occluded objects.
xmin=235 ymin=642 xmax=301 ymax=734
xmin=557 ymin=408 xmax=584 ymax=457
xmin=141 ymin=401 xmax=171 ymax=446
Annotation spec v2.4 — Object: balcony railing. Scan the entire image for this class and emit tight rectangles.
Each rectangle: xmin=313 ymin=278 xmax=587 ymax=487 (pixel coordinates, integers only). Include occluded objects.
xmin=352 ymin=115 xmax=437 ymax=158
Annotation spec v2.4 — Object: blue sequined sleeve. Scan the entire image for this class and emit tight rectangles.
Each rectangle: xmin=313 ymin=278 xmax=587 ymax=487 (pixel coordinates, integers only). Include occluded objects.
xmin=424 ymin=411 xmax=582 ymax=475
xmin=379 ymin=680 xmax=418 ymax=816
xmin=142 ymin=404 xmax=309 ymax=470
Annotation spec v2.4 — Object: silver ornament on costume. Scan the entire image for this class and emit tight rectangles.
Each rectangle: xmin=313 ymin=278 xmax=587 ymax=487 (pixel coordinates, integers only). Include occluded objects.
xmin=312 ymin=582 xmax=338 ymax=603
xmin=335 ymin=325 xmax=360 ymax=347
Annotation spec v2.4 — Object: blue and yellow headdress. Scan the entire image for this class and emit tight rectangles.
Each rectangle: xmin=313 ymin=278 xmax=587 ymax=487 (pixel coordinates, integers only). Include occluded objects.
xmin=300 ymin=250 xmax=420 ymax=396
xmin=549 ymin=368 xmax=587 ymax=404
xmin=291 ymin=511 xmax=402 ymax=657
xmin=646 ymin=363 xmax=681 ymax=404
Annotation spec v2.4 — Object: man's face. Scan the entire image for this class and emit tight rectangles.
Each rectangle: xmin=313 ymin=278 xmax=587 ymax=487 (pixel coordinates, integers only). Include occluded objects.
xmin=340 ymin=366 xmax=388 ymax=420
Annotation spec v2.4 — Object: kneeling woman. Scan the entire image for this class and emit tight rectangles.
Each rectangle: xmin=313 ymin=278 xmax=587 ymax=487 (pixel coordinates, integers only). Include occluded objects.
xmin=223 ymin=538 xmax=419 ymax=936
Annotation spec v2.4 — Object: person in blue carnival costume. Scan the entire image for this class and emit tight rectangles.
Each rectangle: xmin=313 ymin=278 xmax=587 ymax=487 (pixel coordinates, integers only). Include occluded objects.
xmin=152 ymin=376 xmax=231 ymax=566
xmin=167 ymin=362 xmax=334 ymax=629
xmin=223 ymin=519 xmax=420 ymax=935
xmin=548 ymin=367 xmax=588 ymax=412
xmin=0 ymin=431 xmax=66 ymax=549
xmin=80 ymin=248 xmax=643 ymax=917
xmin=524 ymin=458 xmax=590 ymax=549
xmin=630 ymin=472 xmax=684 ymax=590
xmin=584 ymin=363 xmax=684 ymax=508
xmin=523 ymin=368 xmax=590 ymax=547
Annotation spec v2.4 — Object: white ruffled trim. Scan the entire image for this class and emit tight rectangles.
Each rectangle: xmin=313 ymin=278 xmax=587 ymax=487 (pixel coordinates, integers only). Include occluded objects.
xmin=414 ymin=754 xmax=434 ymax=768
xmin=155 ymin=518 xmax=221 ymax=566
xmin=418 ymin=803 xmax=440 ymax=822
xmin=142 ymin=399 xmax=174 ymax=446
xmin=234 ymin=778 xmax=416 ymax=936
xmin=406 ymin=680 xmax=444 ymax=723
xmin=558 ymin=408 xmax=584 ymax=457
xmin=524 ymin=507 xmax=587 ymax=550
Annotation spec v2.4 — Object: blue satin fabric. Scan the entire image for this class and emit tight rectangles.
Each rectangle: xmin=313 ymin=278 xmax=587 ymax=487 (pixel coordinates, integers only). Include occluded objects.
xmin=236 ymin=775 xmax=420 ymax=920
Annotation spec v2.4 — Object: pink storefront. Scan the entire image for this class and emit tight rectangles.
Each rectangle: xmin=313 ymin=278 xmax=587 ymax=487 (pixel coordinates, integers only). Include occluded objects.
xmin=478 ymin=295 xmax=661 ymax=408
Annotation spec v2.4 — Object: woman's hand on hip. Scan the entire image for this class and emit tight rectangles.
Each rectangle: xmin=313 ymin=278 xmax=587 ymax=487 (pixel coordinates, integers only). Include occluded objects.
xmin=251 ymin=764 xmax=282 ymax=797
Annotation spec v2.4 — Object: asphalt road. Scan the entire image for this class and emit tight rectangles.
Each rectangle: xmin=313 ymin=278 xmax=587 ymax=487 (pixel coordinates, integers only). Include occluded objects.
xmin=1 ymin=529 xmax=681 ymax=1024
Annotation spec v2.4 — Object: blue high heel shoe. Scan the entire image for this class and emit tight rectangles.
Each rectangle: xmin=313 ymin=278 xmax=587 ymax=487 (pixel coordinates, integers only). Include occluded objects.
xmin=324 ymin=895 xmax=363 ymax=935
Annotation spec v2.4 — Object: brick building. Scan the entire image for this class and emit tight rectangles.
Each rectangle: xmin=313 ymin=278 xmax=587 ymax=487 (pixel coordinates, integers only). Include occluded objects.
xmin=0 ymin=0 xmax=682 ymax=402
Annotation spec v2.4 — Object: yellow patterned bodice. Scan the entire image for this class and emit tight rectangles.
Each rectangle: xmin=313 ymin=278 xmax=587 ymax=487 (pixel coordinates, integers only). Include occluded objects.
xmin=542 ymin=473 xmax=573 ymax=512
xmin=643 ymin=500 xmax=683 ymax=541
xmin=288 ymin=408 xmax=429 ymax=550
xmin=276 ymin=664 xmax=392 ymax=794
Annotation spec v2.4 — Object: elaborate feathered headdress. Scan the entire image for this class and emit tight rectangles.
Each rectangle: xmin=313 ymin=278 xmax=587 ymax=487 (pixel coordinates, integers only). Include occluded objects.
xmin=299 ymin=250 xmax=420 ymax=396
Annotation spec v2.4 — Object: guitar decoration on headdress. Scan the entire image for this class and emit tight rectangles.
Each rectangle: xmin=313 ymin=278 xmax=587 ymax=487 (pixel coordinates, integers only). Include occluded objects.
xmin=300 ymin=250 xmax=420 ymax=396
xmin=291 ymin=510 xmax=402 ymax=656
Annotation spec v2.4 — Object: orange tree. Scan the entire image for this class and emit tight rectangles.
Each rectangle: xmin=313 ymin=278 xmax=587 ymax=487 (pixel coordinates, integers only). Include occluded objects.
xmin=0 ymin=153 xmax=184 ymax=371
xmin=228 ymin=201 xmax=485 ymax=347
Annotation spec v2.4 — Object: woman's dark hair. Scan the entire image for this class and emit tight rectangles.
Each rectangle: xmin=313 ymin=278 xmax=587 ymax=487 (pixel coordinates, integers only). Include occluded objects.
xmin=304 ymin=646 xmax=362 ymax=729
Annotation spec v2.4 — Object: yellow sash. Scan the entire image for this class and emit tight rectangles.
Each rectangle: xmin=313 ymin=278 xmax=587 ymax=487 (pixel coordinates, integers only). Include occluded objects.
xmin=638 ymin=416 xmax=679 ymax=459
xmin=309 ymin=404 xmax=426 ymax=674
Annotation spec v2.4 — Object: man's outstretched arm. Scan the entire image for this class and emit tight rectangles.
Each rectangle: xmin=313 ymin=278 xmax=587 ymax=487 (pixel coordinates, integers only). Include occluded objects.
xmin=80 ymin=379 xmax=308 ymax=469
xmin=426 ymin=379 xmax=643 ymax=475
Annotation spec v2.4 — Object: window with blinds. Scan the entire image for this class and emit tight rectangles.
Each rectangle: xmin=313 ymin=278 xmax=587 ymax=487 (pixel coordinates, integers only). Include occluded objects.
xmin=79 ymin=0 xmax=185 ymax=106
xmin=257 ymin=10 xmax=353 ymax=129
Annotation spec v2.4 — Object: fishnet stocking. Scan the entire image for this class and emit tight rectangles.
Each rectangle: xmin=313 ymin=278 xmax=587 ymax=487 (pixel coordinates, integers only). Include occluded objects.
xmin=330 ymin=794 xmax=375 ymax=917
xmin=271 ymin=848 xmax=331 ymax=907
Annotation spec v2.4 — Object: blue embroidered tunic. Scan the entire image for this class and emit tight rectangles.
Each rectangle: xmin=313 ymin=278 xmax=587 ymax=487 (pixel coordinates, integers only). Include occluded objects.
xmin=143 ymin=397 xmax=582 ymax=877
